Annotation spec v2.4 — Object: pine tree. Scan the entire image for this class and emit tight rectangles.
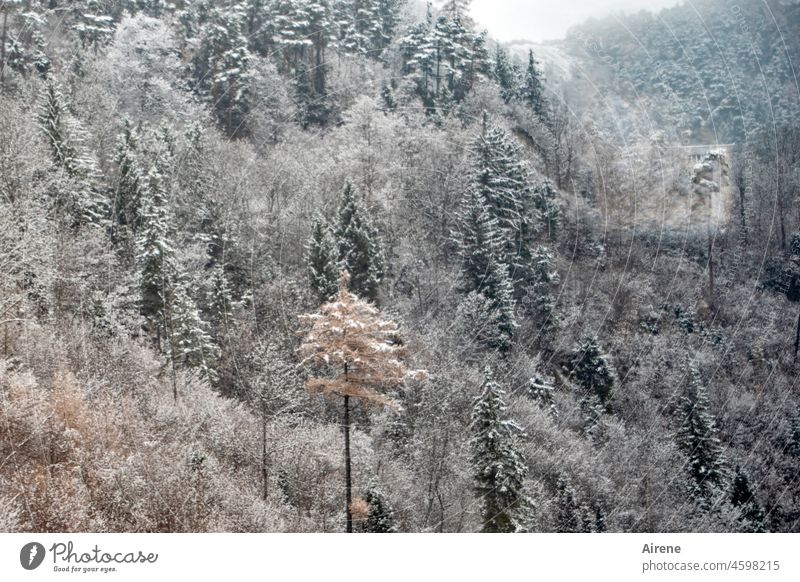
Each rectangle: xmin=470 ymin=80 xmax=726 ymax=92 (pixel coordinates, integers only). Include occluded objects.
xmin=207 ymin=261 xmax=236 ymax=339
xmin=73 ymin=1 xmax=115 ymax=53
xmin=470 ymin=367 xmax=529 ymax=532
xmin=168 ymin=279 xmax=218 ymax=382
xmin=572 ymin=336 xmax=615 ymax=406
xmin=526 ymin=244 xmax=559 ymax=333
xmin=676 ymin=361 xmax=726 ymax=500
xmin=493 ymin=44 xmax=519 ymax=102
xmin=532 ymin=179 xmax=560 ymax=239
xmin=37 ymin=80 xmax=106 ymax=226
xmin=194 ymin=4 xmax=254 ymax=136
xmin=454 ymin=189 xmax=517 ymax=352
xmin=469 ymin=116 xmax=536 ymax=285
xmin=555 ymin=475 xmax=580 ymax=532
xmin=521 ymin=49 xmax=547 ymax=118
xmin=298 ymin=272 xmax=424 ymax=532
xmin=730 ymin=466 xmax=766 ymax=532
xmin=137 ymin=162 xmax=175 ymax=339
xmin=305 ymin=216 xmax=340 ymax=302
xmin=111 ymin=120 xmax=145 ymax=246
xmin=528 ymin=372 xmax=557 ymax=417
xmin=363 ymin=479 xmax=396 ymax=532
xmin=335 ymin=183 xmax=384 ymax=303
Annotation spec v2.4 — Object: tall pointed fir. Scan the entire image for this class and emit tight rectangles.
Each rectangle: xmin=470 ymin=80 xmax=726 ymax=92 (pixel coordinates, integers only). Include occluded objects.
xmin=555 ymin=476 xmax=581 ymax=532
xmin=194 ymin=4 xmax=254 ymax=136
xmin=470 ymin=115 xmax=536 ymax=286
xmin=493 ymin=44 xmax=518 ymax=102
xmin=37 ymin=79 xmax=106 ymax=226
xmin=298 ymin=271 xmax=424 ymax=532
xmin=525 ymin=244 xmax=559 ymax=334
xmin=470 ymin=367 xmax=529 ymax=532
xmin=306 ymin=216 xmax=340 ymax=302
xmin=521 ymin=49 xmax=547 ymax=118
xmin=454 ymin=188 xmax=517 ymax=352
xmin=730 ymin=466 xmax=766 ymax=532
xmin=111 ymin=120 xmax=145 ymax=250
xmin=335 ymin=183 xmax=384 ymax=303
xmin=532 ymin=179 xmax=560 ymax=239
xmin=676 ymin=361 xmax=726 ymax=501
xmin=572 ymin=336 xmax=615 ymax=407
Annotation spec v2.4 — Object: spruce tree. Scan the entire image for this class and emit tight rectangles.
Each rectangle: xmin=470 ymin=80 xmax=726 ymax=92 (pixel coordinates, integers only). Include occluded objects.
xmin=528 ymin=373 xmax=557 ymax=417
xmin=37 ymin=80 xmax=106 ymax=226
xmin=137 ymin=162 xmax=175 ymax=339
xmin=572 ymin=336 xmax=615 ymax=406
xmin=555 ymin=476 xmax=580 ymax=532
xmin=493 ymin=44 xmax=518 ymax=102
xmin=521 ymin=49 xmax=547 ymax=118
xmin=676 ymin=361 xmax=726 ymax=500
xmin=454 ymin=189 xmax=517 ymax=352
xmin=194 ymin=4 xmax=254 ymax=136
xmin=532 ymin=179 xmax=560 ymax=239
xmin=470 ymin=367 xmax=529 ymax=532
xmin=335 ymin=183 xmax=384 ymax=303
xmin=469 ymin=116 xmax=536 ymax=285
xmin=363 ymin=480 xmax=396 ymax=532
xmin=730 ymin=466 xmax=766 ymax=532
xmin=111 ymin=120 xmax=145 ymax=246
xmin=306 ymin=216 xmax=340 ymax=302
xmin=168 ymin=279 xmax=218 ymax=382
xmin=526 ymin=244 xmax=559 ymax=333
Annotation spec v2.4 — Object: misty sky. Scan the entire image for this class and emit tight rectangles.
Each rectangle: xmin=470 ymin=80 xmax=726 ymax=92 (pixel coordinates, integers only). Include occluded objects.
xmin=469 ymin=0 xmax=684 ymax=42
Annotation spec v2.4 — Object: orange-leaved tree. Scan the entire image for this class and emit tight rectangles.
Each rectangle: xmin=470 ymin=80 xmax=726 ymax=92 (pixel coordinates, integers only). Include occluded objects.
xmin=297 ymin=271 xmax=424 ymax=532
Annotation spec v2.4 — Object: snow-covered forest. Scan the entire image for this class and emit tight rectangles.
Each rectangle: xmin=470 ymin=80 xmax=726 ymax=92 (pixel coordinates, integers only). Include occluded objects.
xmin=0 ymin=0 xmax=799 ymax=533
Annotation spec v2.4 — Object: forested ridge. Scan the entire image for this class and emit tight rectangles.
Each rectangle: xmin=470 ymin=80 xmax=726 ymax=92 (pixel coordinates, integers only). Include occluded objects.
xmin=0 ymin=0 xmax=799 ymax=533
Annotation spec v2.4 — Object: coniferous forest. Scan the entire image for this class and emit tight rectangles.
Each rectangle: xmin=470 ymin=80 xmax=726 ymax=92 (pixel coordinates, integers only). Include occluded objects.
xmin=0 ymin=0 xmax=799 ymax=533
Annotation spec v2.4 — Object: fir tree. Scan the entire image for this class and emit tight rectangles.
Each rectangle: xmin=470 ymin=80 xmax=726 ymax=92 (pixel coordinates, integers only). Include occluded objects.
xmin=469 ymin=116 xmax=536 ymax=285
xmin=111 ymin=120 xmax=145 ymax=246
xmin=137 ymin=162 xmax=175 ymax=339
xmin=572 ymin=336 xmax=615 ymax=406
xmin=73 ymin=1 xmax=115 ymax=53
xmin=335 ymin=183 xmax=384 ymax=303
xmin=521 ymin=49 xmax=547 ymax=118
xmin=207 ymin=261 xmax=236 ymax=339
xmin=305 ymin=216 xmax=340 ymax=302
xmin=363 ymin=480 xmax=396 ymax=532
xmin=454 ymin=189 xmax=518 ymax=352
xmin=525 ymin=244 xmax=559 ymax=333
xmin=168 ymin=279 xmax=218 ymax=382
xmin=730 ymin=466 xmax=766 ymax=532
xmin=676 ymin=361 xmax=726 ymax=500
xmin=493 ymin=44 xmax=519 ymax=102
xmin=194 ymin=4 xmax=254 ymax=136
xmin=37 ymin=80 xmax=106 ymax=226
xmin=532 ymin=179 xmax=560 ymax=239
xmin=555 ymin=476 xmax=580 ymax=532
xmin=470 ymin=367 xmax=529 ymax=532
xmin=528 ymin=372 xmax=557 ymax=417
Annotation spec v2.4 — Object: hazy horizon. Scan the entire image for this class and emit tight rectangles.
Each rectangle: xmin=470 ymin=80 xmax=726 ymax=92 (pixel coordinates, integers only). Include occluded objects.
xmin=469 ymin=0 xmax=684 ymax=42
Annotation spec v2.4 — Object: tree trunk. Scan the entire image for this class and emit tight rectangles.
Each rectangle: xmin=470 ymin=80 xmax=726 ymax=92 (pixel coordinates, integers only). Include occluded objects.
xmin=343 ymin=393 xmax=353 ymax=533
